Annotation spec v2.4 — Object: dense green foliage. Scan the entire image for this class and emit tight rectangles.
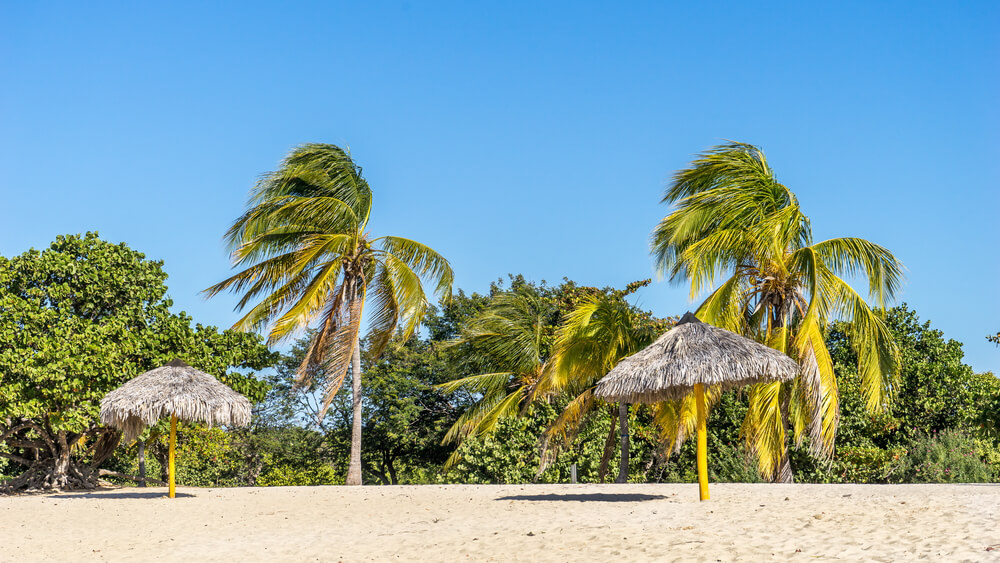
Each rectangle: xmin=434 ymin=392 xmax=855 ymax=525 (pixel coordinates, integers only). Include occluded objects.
xmin=898 ymin=429 xmax=991 ymax=483
xmin=1 ymin=236 xmax=996 ymax=490
xmin=0 ymin=233 xmax=275 ymax=490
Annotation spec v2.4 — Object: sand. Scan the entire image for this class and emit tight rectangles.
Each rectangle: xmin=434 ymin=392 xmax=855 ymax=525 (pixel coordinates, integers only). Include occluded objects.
xmin=1 ymin=483 xmax=997 ymax=562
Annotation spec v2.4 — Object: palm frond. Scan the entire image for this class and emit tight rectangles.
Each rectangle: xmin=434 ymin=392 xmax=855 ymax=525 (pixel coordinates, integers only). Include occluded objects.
xmin=314 ymin=282 xmax=365 ymax=423
xmin=813 ymin=237 xmax=904 ymax=309
xmin=741 ymin=381 xmax=786 ymax=480
xmin=375 ymin=236 xmax=454 ymax=300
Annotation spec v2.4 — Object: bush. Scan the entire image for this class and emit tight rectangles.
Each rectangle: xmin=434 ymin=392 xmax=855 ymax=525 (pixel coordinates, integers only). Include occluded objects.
xmin=257 ymin=463 xmax=342 ymax=486
xmin=901 ymin=429 xmax=991 ymax=483
xmin=833 ymin=446 xmax=907 ymax=483
xmin=973 ymin=437 xmax=1000 ymax=482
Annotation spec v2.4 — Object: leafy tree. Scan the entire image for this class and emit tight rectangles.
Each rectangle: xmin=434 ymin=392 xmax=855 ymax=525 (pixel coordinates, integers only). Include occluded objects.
xmin=357 ymin=336 xmax=461 ymax=483
xmin=0 ymin=233 xmax=274 ymax=491
xmin=829 ymin=305 xmax=1000 ymax=446
xmin=206 ymin=144 xmax=453 ymax=485
xmin=650 ymin=142 xmax=904 ymax=481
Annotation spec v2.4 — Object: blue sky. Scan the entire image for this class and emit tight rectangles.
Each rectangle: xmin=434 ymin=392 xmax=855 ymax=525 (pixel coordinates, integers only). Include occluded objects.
xmin=2 ymin=1 xmax=998 ymax=373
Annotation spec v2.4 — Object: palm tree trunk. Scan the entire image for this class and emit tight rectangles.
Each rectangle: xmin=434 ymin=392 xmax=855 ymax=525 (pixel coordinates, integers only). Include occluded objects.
xmin=598 ymin=407 xmax=617 ymax=482
xmin=616 ymin=402 xmax=630 ymax=483
xmin=774 ymin=385 xmax=794 ymax=483
xmin=345 ymin=333 xmax=364 ymax=486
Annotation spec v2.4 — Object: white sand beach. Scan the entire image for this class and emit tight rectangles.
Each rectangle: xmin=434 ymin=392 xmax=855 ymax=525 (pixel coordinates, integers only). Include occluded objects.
xmin=1 ymin=483 xmax=998 ymax=562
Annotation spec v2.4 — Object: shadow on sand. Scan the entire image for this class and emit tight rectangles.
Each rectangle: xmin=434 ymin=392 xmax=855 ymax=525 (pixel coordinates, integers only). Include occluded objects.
xmin=496 ymin=493 xmax=667 ymax=503
xmin=49 ymin=490 xmax=195 ymax=500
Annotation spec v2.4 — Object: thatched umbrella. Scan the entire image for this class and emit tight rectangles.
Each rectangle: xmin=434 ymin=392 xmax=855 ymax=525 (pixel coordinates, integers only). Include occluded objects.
xmin=100 ymin=359 xmax=252 ymax=498
xmin=594 ymin=312 xmax=799 ymax=500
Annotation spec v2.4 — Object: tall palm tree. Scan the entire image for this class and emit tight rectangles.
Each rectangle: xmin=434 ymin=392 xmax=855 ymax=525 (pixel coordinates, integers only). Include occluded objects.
xmin=437 ymin=290 xmax=553 ymax=468
xmin=536 ymin=289 xmax=662 ymax=482
xmin=650 ymin=142 xmax=903 ymax=481
xmin=206 ymin=143 xmax=453 ymax=485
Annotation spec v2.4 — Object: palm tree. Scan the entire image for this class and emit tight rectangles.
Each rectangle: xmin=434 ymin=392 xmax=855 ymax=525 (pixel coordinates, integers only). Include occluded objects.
xmin=206 ymin=143 xmax=453 ymax=485
xmin=437 ymin=290 xmax=553 ymax=468
xmin=536 ymin=287 xmax=663 ymax=482
xmin=650 ymin=142 xmax=903 ymax=481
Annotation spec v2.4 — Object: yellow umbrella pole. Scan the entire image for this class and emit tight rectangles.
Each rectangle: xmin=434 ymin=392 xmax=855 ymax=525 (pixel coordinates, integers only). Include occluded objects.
xmin=694 ymin=383 xmax=710 ymax=501
xmin=168 ymin=414 xmax=177 ymax=499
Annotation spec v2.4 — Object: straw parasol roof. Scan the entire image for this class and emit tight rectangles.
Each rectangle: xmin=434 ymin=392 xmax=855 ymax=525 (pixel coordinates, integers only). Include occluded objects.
xmin=594 ymin=312 xmax=799 ymax=403
xmin=100 ymin=359 xmax=252 ymax=442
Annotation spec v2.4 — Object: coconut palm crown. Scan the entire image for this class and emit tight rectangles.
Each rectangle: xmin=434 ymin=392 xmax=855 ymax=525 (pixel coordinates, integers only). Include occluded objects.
xmin=206 ymin=143 xmax=453 ymax=485
xmin=650 ymin=142 xmax=903 ymax=480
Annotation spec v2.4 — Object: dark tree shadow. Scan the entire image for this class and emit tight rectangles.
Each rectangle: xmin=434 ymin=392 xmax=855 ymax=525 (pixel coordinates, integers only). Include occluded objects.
xmin=49 ymin=491 xmax=195 ymax=499
xmin=496 ymin=493 xmax=668 ymax=503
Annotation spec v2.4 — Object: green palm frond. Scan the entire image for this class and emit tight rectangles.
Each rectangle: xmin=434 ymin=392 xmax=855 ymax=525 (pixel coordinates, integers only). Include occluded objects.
xmin=436 ymin=371 xmax=516 ymax=396
xmin=742 ymin=381 xmax=787 ymax=480
xmin=822 ymin=271 xmax=900 ymax=411
xmin=449 ymin=292 xmax=550 ymax=376
xmin=247 ymin=143 xmax=372 ymax=224
xmin=378 ymin=252 xmax=429 ymax=341
xmin=364 ymin=260 xmax=400 ymax=359
xmin=442 ymin=387 xmax=526 ymax=449
xmin=376 ymin=236 xmax=454 ymax=300
xmin=694 ymin=274 xmax=749 ymax=333
xmin=813 ymin=237 xmax=904 ymax=309
xmin=652 ymin=385 xmax=724 ymax=454
xmin=267 ymin=261 xmax=342 ymax=343
xmin=315 ymin=284 xmax=365 ymax=422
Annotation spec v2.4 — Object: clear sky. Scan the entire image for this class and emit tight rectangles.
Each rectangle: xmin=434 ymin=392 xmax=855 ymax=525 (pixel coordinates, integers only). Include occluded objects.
xmin=2 ymin=2 xmax=997 ymax=373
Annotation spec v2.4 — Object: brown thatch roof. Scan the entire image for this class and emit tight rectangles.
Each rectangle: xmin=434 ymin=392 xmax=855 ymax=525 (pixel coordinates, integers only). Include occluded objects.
xmin=594 ymin=312 xmax=799 ymax=403
xmin=100 ymin=359 xmax=252 ymax=442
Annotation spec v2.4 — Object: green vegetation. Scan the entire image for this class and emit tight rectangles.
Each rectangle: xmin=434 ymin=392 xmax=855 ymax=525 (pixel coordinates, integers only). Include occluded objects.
xmin=1 ymin=143 xmax=997 ymax=491
xmin=0 ymin=233 xmax=274 ymax=491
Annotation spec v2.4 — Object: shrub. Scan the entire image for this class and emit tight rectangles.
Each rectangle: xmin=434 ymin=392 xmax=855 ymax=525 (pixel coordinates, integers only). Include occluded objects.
xmin=973 ymin=437 xmax=1000 ymax=482
xmin=901 ymin=429 xmax=991 ymax=483
xmin=257 ymin=463 xmax=342 ymax=486
xmin=833 ymin=446 xmax=907 ymax=483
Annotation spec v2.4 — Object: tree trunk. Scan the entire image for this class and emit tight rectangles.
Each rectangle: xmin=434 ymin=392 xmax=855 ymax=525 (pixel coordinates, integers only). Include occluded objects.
xmin=0 ymin=424 xmax=119 ymax=492
xmin=388 ymin=456 xmax=398 ymax=485
xmin=345 ymin=332 xmax=364 ymax=486
xmin=774 ymin=385 xmax=795 ymax=484
xmin=616 ymin=403 xmax=630 ymax=484
xmin=138 ymin=440 xmax=146 ymax=487
xmin=51 ymin=431 xmax=72 ymax=489
xmin=597 ymin=407 xmax=618 ymax=482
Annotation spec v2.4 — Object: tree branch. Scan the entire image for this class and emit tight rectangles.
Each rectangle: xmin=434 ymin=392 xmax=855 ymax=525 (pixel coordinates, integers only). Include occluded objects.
xmin=0 ymin=451 xmax=33 ymax=467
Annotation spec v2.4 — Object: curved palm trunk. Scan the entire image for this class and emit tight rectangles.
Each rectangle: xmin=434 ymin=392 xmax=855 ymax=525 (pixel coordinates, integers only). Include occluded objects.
xmin=345 ymin=333 xmax=364 ymax=486
xmin=616 ymin=402 xmax=629 ymax=483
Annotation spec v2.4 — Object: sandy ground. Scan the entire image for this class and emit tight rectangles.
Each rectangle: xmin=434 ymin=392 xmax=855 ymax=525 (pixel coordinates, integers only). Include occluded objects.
xmin=1 ymin=483 xmax=998 ymax=562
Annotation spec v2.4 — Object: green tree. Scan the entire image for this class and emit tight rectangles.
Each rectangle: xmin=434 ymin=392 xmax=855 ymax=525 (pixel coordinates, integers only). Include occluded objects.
xmin=358 ymin=335 xmax=460 ymax=483
xmin=829 ymin=305 xmax=1000 ymax=447
xmin=206 ymin=144 xmax=453 ymax=485
xmin=0 ymin=233 xmax=274 ymax=491
xmin=650 ymin=142 xmax=904 ymax=481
